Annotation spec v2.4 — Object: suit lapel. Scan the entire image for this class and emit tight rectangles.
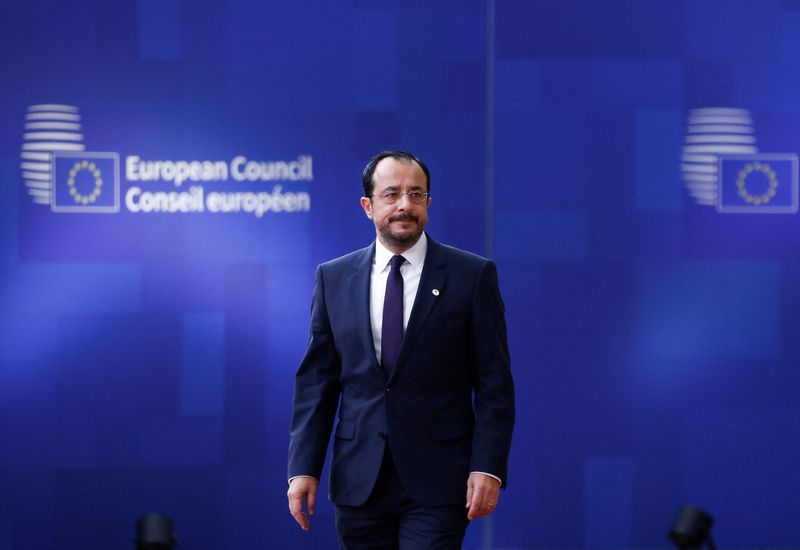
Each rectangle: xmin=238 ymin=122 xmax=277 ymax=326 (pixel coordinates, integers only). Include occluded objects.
xmin=391 ymin=236 xmax=448 ymax=379
xmin=348 ymin=243 xmax=381 ymax=373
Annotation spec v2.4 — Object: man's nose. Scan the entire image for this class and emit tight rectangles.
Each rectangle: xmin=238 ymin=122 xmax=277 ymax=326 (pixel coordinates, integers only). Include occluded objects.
xmin=395 ymin=192 xmax=412 ymax=207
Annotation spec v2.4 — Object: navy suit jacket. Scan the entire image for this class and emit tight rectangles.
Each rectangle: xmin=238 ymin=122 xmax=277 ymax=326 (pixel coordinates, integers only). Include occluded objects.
xmin=287 ymin=235 xmax=514 ymax=507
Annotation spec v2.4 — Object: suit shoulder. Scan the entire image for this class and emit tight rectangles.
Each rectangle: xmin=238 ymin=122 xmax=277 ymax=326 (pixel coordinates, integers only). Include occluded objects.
xmin=434 ymin=241 xmax=493 ymax=269
xmin=318 ymin=244 xmax=373 ymax=274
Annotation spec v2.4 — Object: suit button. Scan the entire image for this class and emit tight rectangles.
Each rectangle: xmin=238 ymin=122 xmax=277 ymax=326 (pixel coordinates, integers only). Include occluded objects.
xmin=385 ymin=387 xmax=392 ymax=393
xmin=377 ymin=432 xmax=386 ymax=440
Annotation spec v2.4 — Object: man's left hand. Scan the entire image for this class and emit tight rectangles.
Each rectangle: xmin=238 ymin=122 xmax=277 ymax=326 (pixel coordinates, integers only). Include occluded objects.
xmin=465 ymin=472 xmax=501 ymax=520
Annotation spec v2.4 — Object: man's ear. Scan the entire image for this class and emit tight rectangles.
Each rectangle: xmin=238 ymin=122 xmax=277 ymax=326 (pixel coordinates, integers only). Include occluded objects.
xmin=360 ymin=196 xmax=373 ymax=219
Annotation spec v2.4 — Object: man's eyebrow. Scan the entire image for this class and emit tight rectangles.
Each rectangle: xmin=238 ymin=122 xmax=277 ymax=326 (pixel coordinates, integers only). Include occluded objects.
xmin=378 ymin=184 xmax=424 ymax=193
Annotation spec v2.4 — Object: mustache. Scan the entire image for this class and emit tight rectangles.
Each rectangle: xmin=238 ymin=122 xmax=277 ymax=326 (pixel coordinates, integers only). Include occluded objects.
xmin=389 ymin=213 xmax=418 ymax=223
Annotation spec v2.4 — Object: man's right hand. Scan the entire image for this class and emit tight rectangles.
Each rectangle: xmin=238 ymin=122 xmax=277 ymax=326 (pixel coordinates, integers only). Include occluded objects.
xmin=287 ymin=476 xmax=319 ymax=531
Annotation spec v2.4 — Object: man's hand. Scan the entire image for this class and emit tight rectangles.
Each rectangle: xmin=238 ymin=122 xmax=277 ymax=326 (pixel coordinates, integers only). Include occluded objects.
xmin=287 ymin=476 xmax=319 ymax=531
xmin=465 ymin=472 xmax=501 ymax=520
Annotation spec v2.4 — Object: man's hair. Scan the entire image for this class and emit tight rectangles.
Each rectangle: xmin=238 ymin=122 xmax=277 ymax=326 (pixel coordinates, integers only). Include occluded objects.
xmin=361 ymin=150 xmax=431 ymax=198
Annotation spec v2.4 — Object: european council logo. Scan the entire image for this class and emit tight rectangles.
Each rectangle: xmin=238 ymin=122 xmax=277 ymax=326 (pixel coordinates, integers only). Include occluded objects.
xmin=20 ymin=104 xmax=120 ymax=213
xmin=716 ymin=154 xmax=798 ymax=214
xmin=51 ymin=152 xmax=120 ymax=213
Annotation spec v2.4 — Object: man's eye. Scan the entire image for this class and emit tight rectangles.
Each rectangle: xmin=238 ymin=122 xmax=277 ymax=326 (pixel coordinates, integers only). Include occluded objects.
xmin=383 ymin=192 xmax=399 ymax=199
xmin=409 ymin=192 xmax=423 ymax=200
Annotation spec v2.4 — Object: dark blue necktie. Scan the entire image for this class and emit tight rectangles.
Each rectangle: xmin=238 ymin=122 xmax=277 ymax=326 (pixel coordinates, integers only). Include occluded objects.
xmin=381 ymin=255 xmax=406 ymax=375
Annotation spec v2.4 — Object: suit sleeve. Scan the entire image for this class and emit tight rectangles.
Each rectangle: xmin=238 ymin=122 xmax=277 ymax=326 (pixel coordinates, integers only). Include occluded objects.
xmin=469 ymin=260 xmax=515 ymax=486
xmin=287 ymin=265 xmax=342 ymax=480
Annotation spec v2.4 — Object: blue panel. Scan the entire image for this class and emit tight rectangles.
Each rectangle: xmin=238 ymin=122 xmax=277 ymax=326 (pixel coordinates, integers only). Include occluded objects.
xmin=353 ymin=111 xmax=400 ymax=162
xmin=752 ymin=109 xmax=800 ymax=154
xmin=221 ymin=468 xmax=272 ymax=549
xmin=183 ymin=214 xmax=311 ymax=263
xmin=1 ymin=263 xmax=141 ymax=313
xmin=592 ymin=62 xmax=683 ymax=108
xmin=0 ymin=525 xmax=9 ymax=550
xmin=636 ymin=212 xmax=684 ymax=259
xmin=181 ymin=313 xmax=225 ymax=416
xmin=140 ymin=419 xmax=222 ymax=465
xmin=496 ymin=60 xmax=539 ymax=112
xmin=439 ymin=112 xmax=485 ymax=252
xmin=635 ymin=110 xmax=683 ymax=210
xmin=494 ymin=210 xmax=586 ymax=261
xmin=57 ymin=418 xmax=97 ymax=468
xmin=494 ymin=109 xmax=587 ymax=208
xmin=263 ymin=312 xmax=307 ymax=428
xmin=96 ymin=418 xmax=141 ymax=467
xmin=51 ymin=3 xmax=98 ymax=69
xmin=445 ymin=13 xmax=484 ymax=60
xmin=57 ymin=315 xmax=150 ymax=421
xmin=496 ymin=0 xmax=684 ymax=58
xmin=0 ymin=470 xmax=54 ymax=548
xmin=584 ymin=458 xmax=633 ymax=548
xmin=636 ymin=262 xmax=779 ymax=368
xmin=733 ymin=61 xmax=800 ymax=110
xmin=686 ymin=0 xmax=782 ymax=60
xmin=397 ymin=6 xmax=445 ymax=122
xmin=440 ymin=113 xmax=484 ymax=205
xmin=782 ymin=13 xmax=800 ymax=62
xmin=137 ymin=0 xmax=182 ymax=60
xmin=684 ymin=408 xmax=800 ymax=546
xmin=538 ymin=61 xmax=595 ymax=109
xmin=0 ymin=313 xmax=58 ymax=378
xmin=223 ymin=264 xmax=269 ymax=466
xmin=224 ymin=0 xmax=352 ymax=110
xmin=0 ymin=405 xmax=57 ymax=469
xmin=0 ymin=158 xmax=18 ymax=269
xmin=263 ymin=264 xmax=312 ymax=315
xmin=180 ymin=1 xmax=226 ymax=101
xmin=684 ymin=60 xmax=737 ymax=107
xmin=352 ymin=9 xmax=397 ymax=110
xmin=442 ymin=61 xmax=484 ymax=114
xmin=0 ymin=312 xmax=59 ymax=469
xmin=143 ymin=262 xmax=226 ymax=311
xmin=583 ymin=109 xmax=639 ymax=260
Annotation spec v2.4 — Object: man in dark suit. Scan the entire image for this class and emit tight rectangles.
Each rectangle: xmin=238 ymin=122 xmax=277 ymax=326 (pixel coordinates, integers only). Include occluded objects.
xmin=287 ymin=151 xmax=514 ymax=549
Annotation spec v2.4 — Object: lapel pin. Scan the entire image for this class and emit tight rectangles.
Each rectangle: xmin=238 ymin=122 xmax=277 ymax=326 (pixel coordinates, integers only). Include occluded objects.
xmin=432 ymin=289 xmax=440 ymax=296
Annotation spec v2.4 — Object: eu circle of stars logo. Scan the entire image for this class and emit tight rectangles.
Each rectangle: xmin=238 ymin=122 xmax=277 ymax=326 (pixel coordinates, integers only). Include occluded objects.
xmin=51 ymin=152 xmax=120 ymax=213
xmin=67 ymin=160 xmax=104 ymax=205
xmin=735 ymin=161 xmax=778 ymax=206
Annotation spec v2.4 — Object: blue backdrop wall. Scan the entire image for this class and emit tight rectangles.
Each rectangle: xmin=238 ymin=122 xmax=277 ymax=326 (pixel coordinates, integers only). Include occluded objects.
xmin=2 ymin=1 xmax=800 ymax=548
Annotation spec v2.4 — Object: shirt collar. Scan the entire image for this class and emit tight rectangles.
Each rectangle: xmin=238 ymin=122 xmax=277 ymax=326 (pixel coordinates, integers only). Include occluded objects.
xmin=374 ymin=232 xmax=428 ymax=271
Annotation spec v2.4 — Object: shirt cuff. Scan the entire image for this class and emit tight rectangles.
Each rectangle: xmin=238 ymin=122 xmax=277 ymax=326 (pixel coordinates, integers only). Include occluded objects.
xmin=288 ymin=475 xmax=318 ymax=485
xmin=470 ymin=471 xmax=502 ymax=485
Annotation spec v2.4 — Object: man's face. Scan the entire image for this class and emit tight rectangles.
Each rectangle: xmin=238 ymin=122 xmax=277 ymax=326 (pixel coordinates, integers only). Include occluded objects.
xmin=360 ymin=157 xmax=431 ymax=252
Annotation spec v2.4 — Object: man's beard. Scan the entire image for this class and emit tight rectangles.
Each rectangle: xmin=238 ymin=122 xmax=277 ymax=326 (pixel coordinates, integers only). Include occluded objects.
xmin=378 ymin=213 xmax=424 ymax=249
